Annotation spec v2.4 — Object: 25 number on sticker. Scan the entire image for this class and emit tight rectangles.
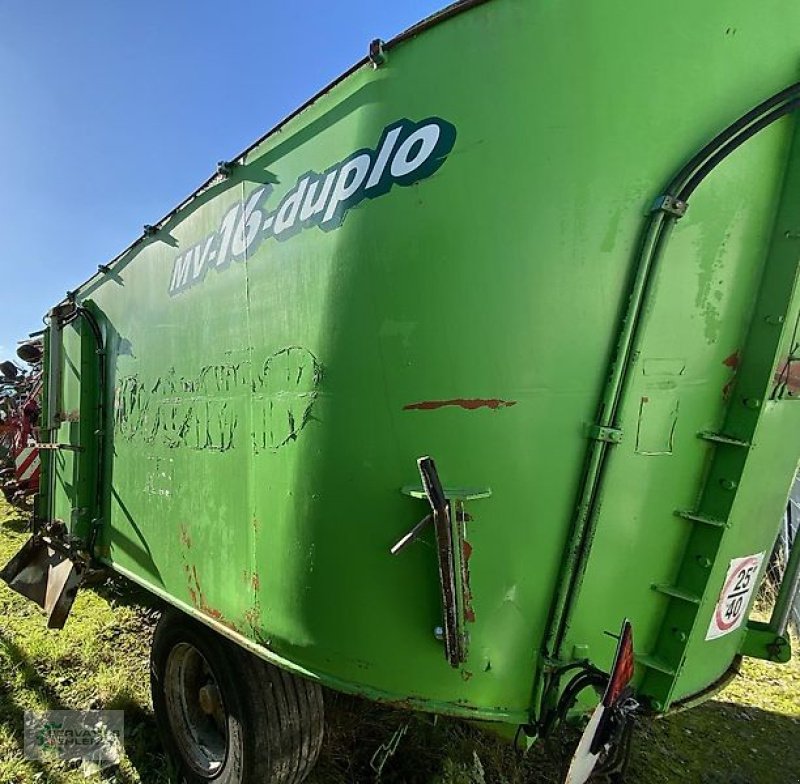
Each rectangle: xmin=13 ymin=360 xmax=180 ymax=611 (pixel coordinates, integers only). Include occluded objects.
xmin=706 ymin=552 xmax=765 ymax=641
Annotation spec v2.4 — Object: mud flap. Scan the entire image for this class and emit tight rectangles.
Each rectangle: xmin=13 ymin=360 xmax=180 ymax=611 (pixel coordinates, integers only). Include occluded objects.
xmin=0 ymin=536 xmax=84 ymax=629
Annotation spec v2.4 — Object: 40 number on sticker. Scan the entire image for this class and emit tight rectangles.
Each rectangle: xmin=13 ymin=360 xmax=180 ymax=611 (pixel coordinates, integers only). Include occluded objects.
xmin=706 ymin=552 xmax=765 ymax=641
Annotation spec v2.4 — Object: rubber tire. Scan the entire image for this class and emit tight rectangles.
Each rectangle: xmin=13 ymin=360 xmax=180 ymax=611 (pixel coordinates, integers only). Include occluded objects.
xmin=151 ymin=607 xmax=324 ymax=784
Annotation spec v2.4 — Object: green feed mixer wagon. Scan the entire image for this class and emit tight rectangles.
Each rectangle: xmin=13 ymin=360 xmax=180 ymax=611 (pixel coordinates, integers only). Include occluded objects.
xmin=4 ymin=1 xmax=800 ymax=781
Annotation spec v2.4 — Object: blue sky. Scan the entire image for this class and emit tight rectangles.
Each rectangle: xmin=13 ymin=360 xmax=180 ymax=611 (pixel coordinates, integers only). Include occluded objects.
xmin=0 ymin=1 xmax=444 ymax=364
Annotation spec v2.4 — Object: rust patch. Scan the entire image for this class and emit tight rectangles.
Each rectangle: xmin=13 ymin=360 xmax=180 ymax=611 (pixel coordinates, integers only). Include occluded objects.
xmin=179 ymin=534 xmax=239 ymax=631
xmin=722 ymin=380 xmax=735 ymax=400
xmin=190 ymin=566 xmax=202 ymax=600
xmin=243 ymin=565 xmax=263 ymax=632
xmin=722 ymin=350 xmax=742 ymax=400
xmin=182 ymin=561 xmax=199 ymax=606
xmin=723 ymin=351 xmax=741 ymax=370
xmin=403 ymin=398 xmax=517 ymax=412
xmin=463 ymin=539 xmax=476 ymax=624
xmin=243 ymin=607 xmax=260 ymax=630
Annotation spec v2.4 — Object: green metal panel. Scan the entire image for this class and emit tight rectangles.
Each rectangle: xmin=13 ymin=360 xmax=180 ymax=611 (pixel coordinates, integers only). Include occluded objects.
xmin=50 ymin=315 xmax=99 ymax=543
xmin=564 ymin=116 xmax=800 ymax=711
xmin=44 ymin=0 xmax=800 ymax=726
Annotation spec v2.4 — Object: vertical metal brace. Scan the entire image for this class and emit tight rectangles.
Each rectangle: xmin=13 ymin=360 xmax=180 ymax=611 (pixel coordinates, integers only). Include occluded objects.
xmin=770 ymin=524 xmax=800 ymax=636
xmin=419 ymin=457 xmax=465 ymax=667
xmin=393 ymin=463 xmax=491 ymax=668
xmin=45 ymin=309 xmax=64 ymax=431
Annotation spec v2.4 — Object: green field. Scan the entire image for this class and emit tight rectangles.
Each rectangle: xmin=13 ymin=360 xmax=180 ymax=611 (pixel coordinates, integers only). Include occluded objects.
xmin=0 ymin=497 xmax=797 ymax=783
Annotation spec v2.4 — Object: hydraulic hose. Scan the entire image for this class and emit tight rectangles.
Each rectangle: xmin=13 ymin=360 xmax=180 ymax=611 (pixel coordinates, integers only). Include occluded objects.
xmin=678 ymin=95 xmax=800 ymax=202
xmin=665 ymin=80 xmax=800 ymax=197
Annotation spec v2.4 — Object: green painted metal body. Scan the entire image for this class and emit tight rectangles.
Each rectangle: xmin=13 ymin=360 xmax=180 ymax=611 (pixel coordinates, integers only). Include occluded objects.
xmin=40 ymin=0 xmax=800 ymax=730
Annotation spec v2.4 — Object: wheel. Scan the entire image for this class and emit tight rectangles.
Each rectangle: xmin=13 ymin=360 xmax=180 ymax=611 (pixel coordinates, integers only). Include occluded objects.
xmin=150 ymin=607 xmax=324 ymax=784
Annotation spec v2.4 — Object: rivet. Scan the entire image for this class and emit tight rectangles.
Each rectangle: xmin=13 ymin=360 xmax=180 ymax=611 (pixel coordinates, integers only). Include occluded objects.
xmin=673 ymin=628 xmax=687 ymax=642
xmin=765 ymin=315 xmax=785 ymax=325
xmin=720 ymin=478 xmax=738 ymax=491
xmin=433 ymin=626 xmax=444 ymax=641
xmin=743 ymin=398 xmax=761 ymax=410
xmin=696 ymin=556 xmax=713 ymax=569
xmin=652 ymin=700 xmax=663 ymax=711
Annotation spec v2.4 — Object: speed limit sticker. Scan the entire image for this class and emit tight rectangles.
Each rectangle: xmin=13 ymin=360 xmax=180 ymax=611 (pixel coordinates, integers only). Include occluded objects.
xmin=706 ymin=552 xmax=765 ymax=641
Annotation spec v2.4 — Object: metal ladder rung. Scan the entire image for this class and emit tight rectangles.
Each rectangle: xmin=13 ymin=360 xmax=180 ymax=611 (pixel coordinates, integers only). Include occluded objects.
xmin=698 ymin=431 xmax=751 ymax=448
xmin=636 ymin=654 xmax=677 ymax=676
xmin=675 ymin=510 xmax=729 ymax=528
xmin=652 ymin=584 xmax=702 ymax=604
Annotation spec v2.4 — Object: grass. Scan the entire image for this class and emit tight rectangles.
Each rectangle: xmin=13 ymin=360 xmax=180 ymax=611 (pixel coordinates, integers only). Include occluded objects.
xmin=0 ymin=495 xmax=798 ymax=783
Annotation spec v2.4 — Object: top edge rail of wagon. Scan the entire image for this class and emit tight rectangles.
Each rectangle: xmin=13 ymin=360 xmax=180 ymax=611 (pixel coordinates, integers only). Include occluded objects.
xmin=61 ymin=0 xmax=496 ymax=307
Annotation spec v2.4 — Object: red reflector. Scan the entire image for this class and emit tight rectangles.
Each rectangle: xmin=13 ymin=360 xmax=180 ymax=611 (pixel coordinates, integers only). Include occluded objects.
xmin=603 ymin=619 xmax=634 ymax=707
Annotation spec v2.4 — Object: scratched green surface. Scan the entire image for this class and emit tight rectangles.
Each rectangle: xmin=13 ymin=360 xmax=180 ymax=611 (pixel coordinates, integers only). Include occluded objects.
xmin=46 ymin=0 xmax=800 ymax=724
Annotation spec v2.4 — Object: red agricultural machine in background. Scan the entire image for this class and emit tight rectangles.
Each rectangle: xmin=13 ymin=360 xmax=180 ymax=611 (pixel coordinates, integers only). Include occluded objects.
xmin=0 ymin=339 xmax=43 ymax=507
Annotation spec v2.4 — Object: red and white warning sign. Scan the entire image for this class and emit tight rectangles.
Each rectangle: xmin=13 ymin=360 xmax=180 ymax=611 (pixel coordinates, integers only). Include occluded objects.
xmin=706 ymin=552 xmax=765 ymax=641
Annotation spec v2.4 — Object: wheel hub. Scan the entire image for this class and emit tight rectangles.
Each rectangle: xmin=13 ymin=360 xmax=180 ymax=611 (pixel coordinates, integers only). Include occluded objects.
xmin=163 ymin=641 xmax=228 ymax=777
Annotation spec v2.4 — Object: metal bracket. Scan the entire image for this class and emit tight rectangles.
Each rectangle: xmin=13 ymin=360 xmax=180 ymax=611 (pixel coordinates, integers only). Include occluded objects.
xmin=587 ymin=424 xmax=623 ymax=444
xmin=0 ymin=524 xmax=87 ymax=629
xmin=393 ymin=460 xmax=490 ymax=668
xmin=369 ymin=38 xmax=387 ymax=68
xmin=651 ymin=194 xmax=688 ymax=218
xmin=36 ymin=443 xmax=84 ymax=452
xmin=400 ymin=486 xmax=491 ymax=502
xmin=392 ymin=485 xmax=490 ymax=554
xmin=740 ymin=620 xmax=792 ymax=663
